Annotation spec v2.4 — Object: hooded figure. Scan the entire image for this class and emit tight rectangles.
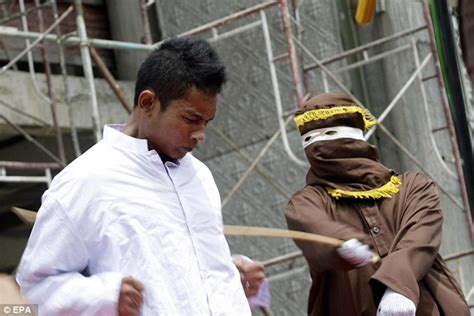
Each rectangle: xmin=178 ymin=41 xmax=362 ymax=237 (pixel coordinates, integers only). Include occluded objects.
xmin=285 ymin=93 xmax=469 ymax=316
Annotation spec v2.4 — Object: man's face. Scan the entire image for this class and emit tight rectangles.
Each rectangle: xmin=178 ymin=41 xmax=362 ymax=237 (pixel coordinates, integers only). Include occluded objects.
xmin=143 ymin=87 xmax=217 ymax=160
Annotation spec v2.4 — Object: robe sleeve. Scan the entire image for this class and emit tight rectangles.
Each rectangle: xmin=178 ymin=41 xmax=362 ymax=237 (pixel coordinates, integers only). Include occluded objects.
xmin=16 ymin=195 xmax=124 ymax=316
xmin=285 ymin=186 xmax=369 ymax=272
xmin=370 ymin=173 xmax=443 ymax=306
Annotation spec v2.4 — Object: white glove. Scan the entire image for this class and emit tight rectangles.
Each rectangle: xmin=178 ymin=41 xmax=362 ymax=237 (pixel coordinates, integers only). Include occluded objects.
xmin=336 ymin=238 xmax=374 ymax=267
xmin=377 ymin=288 xmax=416 ymax=316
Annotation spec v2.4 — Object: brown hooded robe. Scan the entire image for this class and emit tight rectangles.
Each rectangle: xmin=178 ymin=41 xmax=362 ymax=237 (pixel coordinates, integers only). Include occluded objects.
xmin=285 ymin=139 xmax=469 ymax=316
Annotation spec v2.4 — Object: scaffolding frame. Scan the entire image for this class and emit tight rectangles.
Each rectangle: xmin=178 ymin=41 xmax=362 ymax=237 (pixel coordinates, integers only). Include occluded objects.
xmin=0 ymin=0 xmax=473 ymax=303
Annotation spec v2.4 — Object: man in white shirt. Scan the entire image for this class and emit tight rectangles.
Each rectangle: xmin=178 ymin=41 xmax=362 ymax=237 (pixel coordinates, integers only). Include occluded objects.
xmin=16 ymin=37 xmax=264 ymax=316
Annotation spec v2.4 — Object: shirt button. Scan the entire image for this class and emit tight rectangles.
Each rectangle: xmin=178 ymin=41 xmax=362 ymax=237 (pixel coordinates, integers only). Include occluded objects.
xmin=151 ymin=156 xmax=159 ymax=162
xmin=371 ymin=226 xmax=381 ymax=234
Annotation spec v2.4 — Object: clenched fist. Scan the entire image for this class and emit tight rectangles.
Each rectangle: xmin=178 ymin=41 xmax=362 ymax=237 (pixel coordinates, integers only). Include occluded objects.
xmin=118 ymin=276 xmax=144 ymax=316
xmin=233 ymin=255 xmax=265 ymax=297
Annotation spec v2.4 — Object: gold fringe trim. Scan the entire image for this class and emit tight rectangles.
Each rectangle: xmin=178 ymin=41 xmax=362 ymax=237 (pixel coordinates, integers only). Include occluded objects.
xmin=327 ymin=175 xmax=401 ymax=199
xmin=294 ymin=105 xmax=376 ymax=131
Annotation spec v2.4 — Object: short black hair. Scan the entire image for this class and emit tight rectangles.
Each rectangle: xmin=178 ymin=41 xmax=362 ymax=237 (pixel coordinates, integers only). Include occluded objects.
xmin=133 ymin=37 xmax=227 ymax=110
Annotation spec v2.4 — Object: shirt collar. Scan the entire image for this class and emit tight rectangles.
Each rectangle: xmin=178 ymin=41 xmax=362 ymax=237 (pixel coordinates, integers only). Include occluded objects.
xmin=103 ymin=124 xmax=150 ymax=155
xmin=102 ymin=124 xmax=187 ymax=165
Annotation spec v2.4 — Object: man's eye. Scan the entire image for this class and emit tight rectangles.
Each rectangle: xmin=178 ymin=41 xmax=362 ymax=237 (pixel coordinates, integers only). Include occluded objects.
xmin=325 ymin=130 xmax=337 ymax=135
xmin=184 ymin=117 xmax=198 ymax=123
xmin=304 ymin=136 xmax=312 ymax=142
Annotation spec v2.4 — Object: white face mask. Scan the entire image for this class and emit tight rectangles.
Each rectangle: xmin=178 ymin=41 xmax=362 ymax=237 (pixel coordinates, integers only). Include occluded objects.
xmin=301 ymin=126 xmax=364 ymax=148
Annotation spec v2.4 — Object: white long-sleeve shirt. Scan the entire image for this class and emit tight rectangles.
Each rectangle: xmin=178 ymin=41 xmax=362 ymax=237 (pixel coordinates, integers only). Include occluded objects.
xmin=16 ymin=124 xmax=250 ymax=316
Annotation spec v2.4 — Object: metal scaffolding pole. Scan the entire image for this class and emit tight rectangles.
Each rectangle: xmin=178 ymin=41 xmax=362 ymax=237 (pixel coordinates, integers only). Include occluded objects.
xmin=209 ymin=125 xmax=292 ymax=198
xmin=262 ymin=250 xmax=302 ymax=267
xmin=303 ymin=24 xmax=427 ymax=71
xmin=139 ymin=0 xmax=152 ymax=45
xmin=221 ymin=118 xmax=291 ymax=208
xmin=90 ymin=46 xmax=133 ymax=113
xmin=18 ymin=0 xmax=53 ymax=104
xmin=0 ymin=114 xmax=65 ymax=166
xmin=174 ymin=0 xmax=279 ymax=38
xmin=0 ymin=99 xmax=50 ymax=126
xmin=34 ymin=0 xmax=66 ymax=165
xmin=52 ymin=0 xmax=82 ymax=157
xmin=74 ymin=0 xmax=101 ymax=142
xmin=0 ymin=28 xmax=155 ymax=51
xmin=364 ymin=53 xmax=433 ymax=138
xmin=0 ymin=5 xmax=73 ymax=74
xmin=331 ymin=44 xmax=412 ymax=74
xmin=0 ymin=0 xmax=53 ymax=25
xmin=0 ymin=161 xmax=62 ymax=170
xmin=376 ymin=123 xmax=463 ymax=209
xmin=261 ymin=10 xmax=306 ymax=167
xmin=0 ymin=171 xmax=52 ymax=184
xmin=278 ymin=0 xmax=304 ymax=108
xmin=410 ymin=35 xmax=456 ymax=178
xmin=208 ymin=20 xmax=262 ymax=43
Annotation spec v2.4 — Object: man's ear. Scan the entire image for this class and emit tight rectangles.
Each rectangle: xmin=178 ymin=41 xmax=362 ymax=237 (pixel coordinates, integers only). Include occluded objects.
xmin=138 ymin=90 xmax=159 ymax=114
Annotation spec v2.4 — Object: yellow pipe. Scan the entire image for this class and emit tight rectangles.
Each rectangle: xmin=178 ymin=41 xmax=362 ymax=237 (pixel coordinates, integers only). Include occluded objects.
xmin=355 ymin=0 xmax=377 ymax=24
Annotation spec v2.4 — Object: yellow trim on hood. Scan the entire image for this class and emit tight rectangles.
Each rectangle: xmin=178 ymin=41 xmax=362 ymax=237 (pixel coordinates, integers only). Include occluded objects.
xmin=327 ymin=175 xmax=401 ymax=199
xmin=294 ymin=105 xmax=376 ymax=131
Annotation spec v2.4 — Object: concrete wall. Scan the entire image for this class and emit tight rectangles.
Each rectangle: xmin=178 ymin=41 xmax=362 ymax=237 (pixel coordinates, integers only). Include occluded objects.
xmin=0 ymin=70 xmax=131 ymax=130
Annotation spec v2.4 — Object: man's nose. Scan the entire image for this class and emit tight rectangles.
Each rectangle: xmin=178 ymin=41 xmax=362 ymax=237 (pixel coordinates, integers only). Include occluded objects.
xmin=191 ymin=129 xmax=205 ymax=143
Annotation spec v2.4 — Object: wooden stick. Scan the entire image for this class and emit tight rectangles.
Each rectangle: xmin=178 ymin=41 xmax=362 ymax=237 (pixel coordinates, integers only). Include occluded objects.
xmin=224 ymin=225 xmax=380 ymax=263
xmin=224 ymin=225 xmax=342 ymax=246
xmin=9 ymin=209 xmax=381 ymax=264
xmin=11 ymin=207 xmax=37 ymax=225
